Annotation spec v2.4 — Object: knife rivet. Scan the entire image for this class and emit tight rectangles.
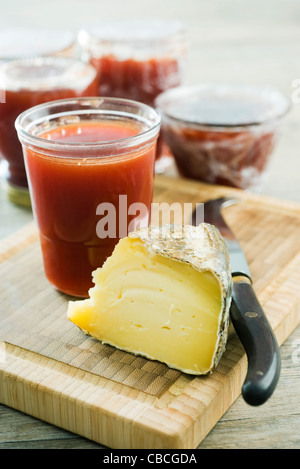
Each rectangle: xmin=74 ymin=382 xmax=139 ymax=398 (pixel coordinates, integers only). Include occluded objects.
xmin=245 ymin=311 xmax=258 ymax=318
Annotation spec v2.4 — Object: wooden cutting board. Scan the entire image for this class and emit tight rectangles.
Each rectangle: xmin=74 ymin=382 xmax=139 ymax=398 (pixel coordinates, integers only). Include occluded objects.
xmin=0 ymin=175 xmax=300 ymax=449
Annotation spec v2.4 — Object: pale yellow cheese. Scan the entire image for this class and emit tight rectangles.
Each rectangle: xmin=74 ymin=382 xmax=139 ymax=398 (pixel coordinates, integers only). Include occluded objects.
xmin=67 ymin=224 xmax=232 ymax=375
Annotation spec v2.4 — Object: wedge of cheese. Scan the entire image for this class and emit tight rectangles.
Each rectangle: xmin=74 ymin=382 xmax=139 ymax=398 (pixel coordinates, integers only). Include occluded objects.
xmin=67 ymin=224 xmax=232 ymax=375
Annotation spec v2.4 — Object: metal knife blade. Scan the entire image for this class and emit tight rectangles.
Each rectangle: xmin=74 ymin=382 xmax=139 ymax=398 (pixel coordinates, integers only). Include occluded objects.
xmin=195 ymin=197 xmax=251 ymax=278
xmin=192 ymin=197 xmax=281 ymax=406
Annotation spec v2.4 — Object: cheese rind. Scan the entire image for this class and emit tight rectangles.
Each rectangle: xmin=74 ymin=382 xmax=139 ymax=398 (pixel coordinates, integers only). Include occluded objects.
xmin=67 ymin=224 xmax=232 ymax=375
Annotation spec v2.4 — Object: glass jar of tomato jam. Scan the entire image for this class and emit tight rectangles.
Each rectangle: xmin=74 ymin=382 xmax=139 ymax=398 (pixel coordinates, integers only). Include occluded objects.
xmin=156 ymin=84 xmax=290 ymax=191
xmin=0 ymin=57 xmax=98 ymax=206
xmin=78 ymin=20 xmax=187 ymax=172
xmin=78 ymin=19 xmax=187 ymax=106
xmin=15 ymin=97 xmax=161 ymax=298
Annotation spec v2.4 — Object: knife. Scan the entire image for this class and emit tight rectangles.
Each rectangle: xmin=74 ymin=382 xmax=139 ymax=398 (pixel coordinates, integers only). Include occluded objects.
xmin=191 ymin=197 xmax=281 ymax=406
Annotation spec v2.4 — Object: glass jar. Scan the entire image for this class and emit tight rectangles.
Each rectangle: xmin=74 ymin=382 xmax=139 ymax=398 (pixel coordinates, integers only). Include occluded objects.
xmin=0 ymin=56 xmax=98 ymax=206
xmin=15 ymin=97 xmax=161 ymax=297
xmin=156 ymin=84 xmax=290 ymax=191
xmin=78 ymin=19 xmax=187 ymax=106
xmin=78 ymin=19 xmax=187 ymax=172
xmin=0 ymin=28 xmax=76 ymax=62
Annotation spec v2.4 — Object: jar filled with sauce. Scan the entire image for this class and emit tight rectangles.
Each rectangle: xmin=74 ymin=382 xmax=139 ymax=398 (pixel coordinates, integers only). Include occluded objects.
xmin=15 ymin=97 xmax=161 ymax=297
xmin=156 ymin=84 xmax=290 ymax=191
xmin=78 ymin=20 xmax=187 ymax=171
xmin=0 ymin=57 xmax=98 ymax=206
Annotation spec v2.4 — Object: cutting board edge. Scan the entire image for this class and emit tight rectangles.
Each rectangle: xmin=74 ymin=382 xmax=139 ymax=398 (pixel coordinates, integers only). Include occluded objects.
xmin=0 ymin=339 xmax=246 ymax=449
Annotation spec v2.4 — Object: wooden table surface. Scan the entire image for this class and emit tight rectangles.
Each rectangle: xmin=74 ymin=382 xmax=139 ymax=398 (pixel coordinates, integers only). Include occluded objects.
xmin=0 ymin=0 xmax=299 ymax=450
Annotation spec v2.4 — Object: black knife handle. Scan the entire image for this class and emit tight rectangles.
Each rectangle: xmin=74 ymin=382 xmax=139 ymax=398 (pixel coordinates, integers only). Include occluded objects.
xmin=230 ymin=275 xmax=281 ymax=406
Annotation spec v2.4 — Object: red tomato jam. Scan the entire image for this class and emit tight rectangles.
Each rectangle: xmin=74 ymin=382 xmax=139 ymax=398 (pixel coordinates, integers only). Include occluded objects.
xmin=79 ymin=20 xmax=186 ymax=107
xmin=163 ymin=125 xmax=278 ymax=189
xmin=90 ymin=54 xmax=179 ymax=165
xmin=21 ymin=118 xmax=158 ymax=298
xmin=78 ymin=20 xmax=186 ymax=165
xmin=0 ymin=57 xmax=98 ymax=192
xmin=90 ymin=54 xmax=181 ymax=107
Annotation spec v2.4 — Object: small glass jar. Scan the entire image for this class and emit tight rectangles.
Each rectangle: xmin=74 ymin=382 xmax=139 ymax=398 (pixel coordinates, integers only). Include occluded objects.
xmin=78 ymin=19 xmax=187 ymax=106
xmin=0 ymin=28 xmax=76 ymax=62
xmin=15 ymin=97 xmax=161 ymax=297
xmin=78 ymin=20 xmax=187 ymax=173
xmin=156 ymin=84 xmax=290 ymax=191
xmin=0 ymin=56 xmax=98 ymax=206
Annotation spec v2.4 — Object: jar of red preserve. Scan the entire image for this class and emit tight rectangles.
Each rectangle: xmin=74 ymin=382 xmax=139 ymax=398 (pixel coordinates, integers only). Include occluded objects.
xmin=156 ymin=84 xmax=290 ymax=191
xmin=78 ymin=19 xmax=187 ymax=172
xmin=15 ymin=97 xmax=161 ymax=297
xmin=0 ymin=56 xmax=98 ymax=206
